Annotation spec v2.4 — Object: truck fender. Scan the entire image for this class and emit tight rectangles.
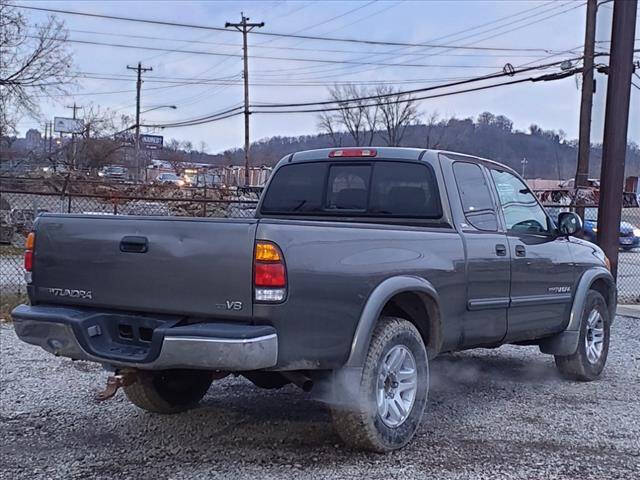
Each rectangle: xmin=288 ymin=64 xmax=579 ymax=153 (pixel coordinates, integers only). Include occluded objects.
xmin=539 ymin=267 xmax=616 ymax=356
xmin=345 ymin=275 xmax=442 ymax=368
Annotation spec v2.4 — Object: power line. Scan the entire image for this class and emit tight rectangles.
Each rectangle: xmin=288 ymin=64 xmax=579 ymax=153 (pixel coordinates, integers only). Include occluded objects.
xmin=29 ymin=35 xmax=506 ymax=68
xmin=231 ymin=1 xmax=579 ymax=78
xmin=16 ymin=4 xmax=559 ymax=52
xmin=34 ymin=26 xmax=553 ymax=58
xmin=145 ymin=66 xmax=581 ymax=128
xmin=250 ymin=69 xmax=580 ymax=115
xmin=246 ymin=57 xmax=583 ymax=109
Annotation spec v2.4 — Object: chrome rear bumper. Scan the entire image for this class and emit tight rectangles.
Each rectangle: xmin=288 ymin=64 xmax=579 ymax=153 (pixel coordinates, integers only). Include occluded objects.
xmin=12 ymin=305 xmax=278 ymax=371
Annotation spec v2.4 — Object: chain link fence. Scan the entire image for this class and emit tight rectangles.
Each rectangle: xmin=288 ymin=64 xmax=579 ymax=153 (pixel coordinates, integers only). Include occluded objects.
xmin=2 ymin=188 xmax=639 ymax=304
xmin=1 ymin=189 xmax=257 ymax=296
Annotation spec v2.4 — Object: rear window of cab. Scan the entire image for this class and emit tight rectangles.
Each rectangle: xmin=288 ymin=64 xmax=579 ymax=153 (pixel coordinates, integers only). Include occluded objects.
xmin=260 ymin=161 xmax=442 ymax=219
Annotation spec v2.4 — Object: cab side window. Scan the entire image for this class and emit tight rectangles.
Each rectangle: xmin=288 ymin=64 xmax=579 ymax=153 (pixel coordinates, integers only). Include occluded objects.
xmin=452 ymin=162 xmax=498 ymax=231
xmin=490 ymin=169 xmax=550 ymax=234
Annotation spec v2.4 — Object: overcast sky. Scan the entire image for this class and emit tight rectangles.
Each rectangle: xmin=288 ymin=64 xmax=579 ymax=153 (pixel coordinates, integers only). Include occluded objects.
xmin=16 ymin=0 xmax=640 ymax=153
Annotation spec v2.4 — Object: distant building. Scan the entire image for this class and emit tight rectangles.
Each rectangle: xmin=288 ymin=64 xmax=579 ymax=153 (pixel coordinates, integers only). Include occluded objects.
xmin=25 ymin=129 xmax=42 ymax=149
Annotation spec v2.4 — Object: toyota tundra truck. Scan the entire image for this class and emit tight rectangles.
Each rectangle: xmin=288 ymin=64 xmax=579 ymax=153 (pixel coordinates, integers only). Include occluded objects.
xmin=12 ymin=148 xmax=616 ymax=452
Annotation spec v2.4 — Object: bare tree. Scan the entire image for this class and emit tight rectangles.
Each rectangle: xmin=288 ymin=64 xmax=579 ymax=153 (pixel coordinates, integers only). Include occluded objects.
xmin=317 ymin=111 xmax=341 ymax=147
xmin=198 ymin=140 xmax=208 ymax=154
xmin=423 ymin=111 xmax=440 ymax=149
xmin=163 ymin=139 xmax=190 ymax=174
xmin=374 ymin=86 xmax=420 ymax=147
xmin=318 ymin=84 xmax=378 ymax=146
xmin=76 ymin=105 xmax=128 ymax=172
xmin=0 ymin=1 xmax=75 ymax=136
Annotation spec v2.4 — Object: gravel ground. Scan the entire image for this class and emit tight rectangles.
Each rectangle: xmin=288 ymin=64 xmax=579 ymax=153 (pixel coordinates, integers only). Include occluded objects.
xmin=1 ymin=317 xmax=639 ymax=480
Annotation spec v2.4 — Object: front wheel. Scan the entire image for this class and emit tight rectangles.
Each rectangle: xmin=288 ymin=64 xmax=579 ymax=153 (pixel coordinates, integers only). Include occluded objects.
xmin=330 ymin=317 xmax=428 ymax=452
xmin=555 ymin=290 xmax=610 ymax=381
xmin=124 ymin=369 xmax=213 ymax=414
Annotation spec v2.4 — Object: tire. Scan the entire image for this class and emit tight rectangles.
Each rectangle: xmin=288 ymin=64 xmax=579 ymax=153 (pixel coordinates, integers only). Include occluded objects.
xmin=330 ymin=317 xmax=428 ymax=452
xmin=555 ymin=290 xmax=610 ymax=381
xmin=124 ymin=369 xmax=213 ymax=414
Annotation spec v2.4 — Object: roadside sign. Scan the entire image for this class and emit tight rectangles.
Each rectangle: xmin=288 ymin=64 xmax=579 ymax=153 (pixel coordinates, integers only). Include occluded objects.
xmin=53 ymin=117 xmax=84 ymax=134
xmin=140 ymin=134 xmax=163 ymax=150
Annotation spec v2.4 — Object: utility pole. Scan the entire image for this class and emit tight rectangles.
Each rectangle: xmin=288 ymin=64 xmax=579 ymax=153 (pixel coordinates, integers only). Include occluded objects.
xmin=574 ymin=0 xmax=598 ymax=219
xmin=597 ymin=0 xmax=637 ymax=279
xmin=65 ymin=102 xmax=81 ymax=170
xmin=43 ymin=122 xmax=48 ymax=156
xmin=521 ymin=157 xmax=528 ymax=178
xmin=127 ymin=62 xmax=153 ymax=181
xmin=226 ymin=13 xmax=264 ymax=187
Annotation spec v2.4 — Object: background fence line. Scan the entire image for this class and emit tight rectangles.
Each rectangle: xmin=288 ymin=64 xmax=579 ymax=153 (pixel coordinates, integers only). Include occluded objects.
xmin=1 ymin=189 xmax=638 ymax=304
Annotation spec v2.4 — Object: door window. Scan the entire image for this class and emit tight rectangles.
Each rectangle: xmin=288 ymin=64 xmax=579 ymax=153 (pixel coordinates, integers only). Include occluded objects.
xmin=490 ymin=170 xmax=550 ymax=234
xmin=452 ymin=162 xmax=498 ymax=231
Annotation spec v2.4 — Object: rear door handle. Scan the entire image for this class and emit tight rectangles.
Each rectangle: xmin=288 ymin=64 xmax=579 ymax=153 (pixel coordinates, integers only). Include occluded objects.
xmin=495 ymin=244 xmax=507 ymax=256
xmin=515 ymin=245 xmax=526 ymax=257
xmin=120 ymin=236 xmax=148 ymax=253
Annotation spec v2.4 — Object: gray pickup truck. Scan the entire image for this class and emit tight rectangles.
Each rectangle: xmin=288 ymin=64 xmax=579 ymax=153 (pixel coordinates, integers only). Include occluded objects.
xmin=13 ymin=147 xmax=616 ymax=452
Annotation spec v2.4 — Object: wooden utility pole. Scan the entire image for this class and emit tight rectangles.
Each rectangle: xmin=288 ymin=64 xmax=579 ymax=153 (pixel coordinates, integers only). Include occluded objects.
xmin=127 ymin=62 xmax=153 ymax=181
xmin=225 ymin=13 xmax=264 ymax=187
xmin=597 ymin=0 xmax=637 ymax=279
xmin=574 ymin=0 xmax=598 ymax=219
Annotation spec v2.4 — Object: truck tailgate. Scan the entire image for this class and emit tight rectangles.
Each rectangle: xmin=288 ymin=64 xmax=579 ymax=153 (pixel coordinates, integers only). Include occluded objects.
xmin=31 ymin=214 xmax=257 ymax=318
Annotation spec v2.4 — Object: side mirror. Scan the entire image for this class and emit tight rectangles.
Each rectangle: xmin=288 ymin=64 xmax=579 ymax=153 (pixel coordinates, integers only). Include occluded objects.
xmin=557 ymin=212 xmax=583 ymax=236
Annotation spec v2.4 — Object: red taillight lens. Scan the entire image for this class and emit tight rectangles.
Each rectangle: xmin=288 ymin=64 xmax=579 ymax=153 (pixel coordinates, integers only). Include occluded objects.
xmin=254 ymin=262 xmax=286 ymax=287
xmin=24 ymin=232 xmax=35 ymax=273
xmin=24 ymin=250 xmax=33 ymax=271
xmin=254 ymin=241 xmax=287 ymax=302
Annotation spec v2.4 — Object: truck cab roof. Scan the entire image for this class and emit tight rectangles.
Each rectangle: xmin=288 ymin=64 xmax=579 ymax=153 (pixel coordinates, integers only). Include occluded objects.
xmin=281 ymin=147 xmax=520 ymax=177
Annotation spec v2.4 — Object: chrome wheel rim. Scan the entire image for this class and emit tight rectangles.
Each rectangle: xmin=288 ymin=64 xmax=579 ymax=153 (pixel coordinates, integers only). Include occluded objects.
xmin=376 ymin=345 xmax=417 ymax=428
xmin=585 ymin=309 xmax=605 ymax=364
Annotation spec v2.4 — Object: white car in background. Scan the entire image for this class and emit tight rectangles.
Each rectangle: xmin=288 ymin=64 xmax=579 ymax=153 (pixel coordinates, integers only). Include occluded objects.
xmin=154 ymin=172 xmax=185 ymax=187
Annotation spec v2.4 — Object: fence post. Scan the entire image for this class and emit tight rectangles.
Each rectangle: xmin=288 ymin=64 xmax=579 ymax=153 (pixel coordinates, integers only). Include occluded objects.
xmin=67 ymin=195 xmax=72 ymax=213
xmin=113 ymin=201 xmax=118 ymax=215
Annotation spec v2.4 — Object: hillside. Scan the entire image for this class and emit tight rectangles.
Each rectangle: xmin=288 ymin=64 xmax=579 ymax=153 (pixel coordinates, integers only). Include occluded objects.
xmin=207 ymin=112 xmax=640 ymax=180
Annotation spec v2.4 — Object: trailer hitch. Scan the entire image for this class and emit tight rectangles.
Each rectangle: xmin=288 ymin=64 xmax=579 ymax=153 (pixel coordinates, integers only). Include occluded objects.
xmin=95 ymin=369 xmax=137 ymax=402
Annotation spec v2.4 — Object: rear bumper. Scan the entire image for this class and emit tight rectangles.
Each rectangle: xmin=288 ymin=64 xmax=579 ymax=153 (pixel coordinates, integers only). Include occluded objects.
xmin=12 ymin=304 xmax=278 ymax=371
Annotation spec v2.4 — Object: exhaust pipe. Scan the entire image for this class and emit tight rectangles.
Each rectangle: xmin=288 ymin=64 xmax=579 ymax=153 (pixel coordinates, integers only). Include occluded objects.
xmin=282 ymin=371 xmax=313 ymax=392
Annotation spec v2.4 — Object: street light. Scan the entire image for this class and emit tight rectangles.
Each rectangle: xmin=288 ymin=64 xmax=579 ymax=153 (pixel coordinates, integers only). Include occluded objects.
xmin=141 ymin=105 xmax=177 ymax=114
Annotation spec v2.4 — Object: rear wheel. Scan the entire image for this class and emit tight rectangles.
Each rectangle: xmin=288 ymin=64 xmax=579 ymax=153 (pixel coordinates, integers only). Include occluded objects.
xmin=555 ymin=290 xmax=610 ymax=381
xmin=330 ymin=317 xmax=428 ymax=452
xmin=124 ymin=369 xmax=213 ymax=414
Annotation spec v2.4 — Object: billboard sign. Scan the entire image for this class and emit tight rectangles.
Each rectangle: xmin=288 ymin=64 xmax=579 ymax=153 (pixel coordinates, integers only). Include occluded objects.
xmin=53 ymin=117 xmax=84 ymax=134
xmin=140 ymin=134 xmax=163 ymax=150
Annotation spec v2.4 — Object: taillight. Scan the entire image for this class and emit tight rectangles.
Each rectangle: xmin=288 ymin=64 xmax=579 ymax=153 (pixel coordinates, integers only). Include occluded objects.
xmin=328 ymin=148 xmax=377 ymax=158
xmin=254 ymin=241 xmax=286 ymax=302
xmin=24 ymin=232 xmax=35 ymax=283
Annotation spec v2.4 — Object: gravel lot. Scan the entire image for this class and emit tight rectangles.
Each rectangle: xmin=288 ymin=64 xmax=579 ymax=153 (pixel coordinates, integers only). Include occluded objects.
xmin=1 ymin=317 xmax=639 ymax=480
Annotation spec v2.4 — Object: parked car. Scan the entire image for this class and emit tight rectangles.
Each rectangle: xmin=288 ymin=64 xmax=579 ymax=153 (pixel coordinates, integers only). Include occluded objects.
xmin=582 ymin=208 xmax=640 ymax=251
xmin=99 ymin=165 xmax=127 ymax=180
xmin=124 ymin=200 xmax=171 ymax=216
xmin=154 ymin=172 xmax=184 ymax=186
xmin=13 ymin=148 xmax=616 ymax=453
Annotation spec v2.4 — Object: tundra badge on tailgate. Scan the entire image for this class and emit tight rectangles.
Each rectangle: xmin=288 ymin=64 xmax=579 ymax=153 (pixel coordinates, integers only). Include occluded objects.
xmin=48 ymin=287 xmax=93 ymax=300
